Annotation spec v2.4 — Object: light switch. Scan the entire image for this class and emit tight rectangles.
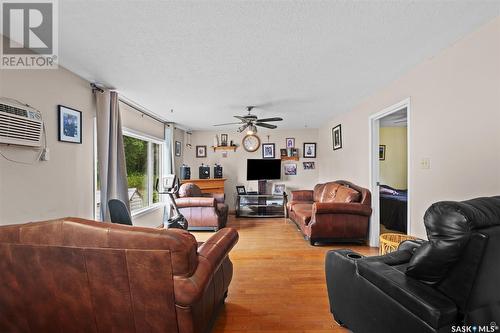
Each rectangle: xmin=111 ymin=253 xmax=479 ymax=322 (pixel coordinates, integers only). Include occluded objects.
xmin=420 ymin=158 xmax=431 ymax=169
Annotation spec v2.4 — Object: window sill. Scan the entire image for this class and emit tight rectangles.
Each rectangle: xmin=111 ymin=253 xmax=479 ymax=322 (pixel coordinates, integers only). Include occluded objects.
xmin=131 ymin=203 xmax=164 ymax=219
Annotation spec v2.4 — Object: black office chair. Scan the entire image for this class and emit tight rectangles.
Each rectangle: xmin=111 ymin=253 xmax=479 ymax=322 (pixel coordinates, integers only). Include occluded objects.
xmin=108 ymin=199 xmax=133 ymax=225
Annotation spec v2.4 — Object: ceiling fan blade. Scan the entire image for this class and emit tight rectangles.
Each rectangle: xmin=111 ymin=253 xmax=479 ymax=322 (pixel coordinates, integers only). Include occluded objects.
xmin=255 ymin=123 xmax=277 ymax=129
xmin=256 ymin=117 xmax=283 ymax=123
xmin=213 ymin=122 xmax=243 ymax=126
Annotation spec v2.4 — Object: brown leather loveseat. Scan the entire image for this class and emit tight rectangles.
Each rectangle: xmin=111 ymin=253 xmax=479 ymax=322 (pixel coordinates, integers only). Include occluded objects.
xmin=287 ymin=180 xmax=372 ymax=245
xmin=176 ymin=183 xmax=229 ymax=231
xmin=0 ymin=217 xmax=238 ymax=333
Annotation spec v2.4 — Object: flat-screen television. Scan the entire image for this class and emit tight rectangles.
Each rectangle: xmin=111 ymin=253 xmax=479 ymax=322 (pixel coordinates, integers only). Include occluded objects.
xmin=246 ymin=159 xmax=281 ymax=180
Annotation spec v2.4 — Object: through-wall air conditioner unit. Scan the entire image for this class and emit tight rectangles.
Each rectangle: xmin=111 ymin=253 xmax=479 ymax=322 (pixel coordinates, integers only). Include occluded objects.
xmin=0 ymin=100 xmax=43 ymax=147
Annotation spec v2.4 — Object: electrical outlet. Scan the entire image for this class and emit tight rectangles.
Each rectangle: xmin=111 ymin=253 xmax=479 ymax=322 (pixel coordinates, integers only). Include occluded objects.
xmin=40 ymin=148 xmax=50 ymax=161
xmin=420 ymin=157 xmax=430 ymax=169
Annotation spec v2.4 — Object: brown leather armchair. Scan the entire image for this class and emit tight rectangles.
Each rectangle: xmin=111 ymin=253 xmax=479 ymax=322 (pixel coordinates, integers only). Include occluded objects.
xmin=287 ymin=180 xmax=372 ymax=245
xmin=176 ymin=183 xmax=228 ymax=231
xmin=0 ymin=217 xmax=238 ymax=333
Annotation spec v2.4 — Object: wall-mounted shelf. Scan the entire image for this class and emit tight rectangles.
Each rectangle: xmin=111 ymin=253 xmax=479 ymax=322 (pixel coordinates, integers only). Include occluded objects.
xmin=212 ymin=145 xmax=238 ymax=152
xmin=281 ymin=156 xmax=299 ymax=161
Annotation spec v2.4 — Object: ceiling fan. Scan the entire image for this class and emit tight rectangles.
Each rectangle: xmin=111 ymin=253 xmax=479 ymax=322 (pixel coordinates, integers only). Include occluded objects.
xmin=213 ymin=106 xmax=283 ymax=135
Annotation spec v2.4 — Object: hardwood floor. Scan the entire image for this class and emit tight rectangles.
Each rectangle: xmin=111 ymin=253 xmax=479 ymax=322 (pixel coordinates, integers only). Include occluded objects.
xmin=191 ymin=216 xmax=378 ymax=333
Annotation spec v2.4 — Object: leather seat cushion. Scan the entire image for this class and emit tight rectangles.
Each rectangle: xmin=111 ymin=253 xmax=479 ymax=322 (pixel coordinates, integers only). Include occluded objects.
xmin=334 ymin=186 xmax=361 ymax=203
xmin=358 ymin=260 xmax=457 ymax=328
xmin=313 ymin=184 xmax=326 ymax=202
xmin=320 ymin=183 xmax=341 ymax=203
xmin=293 ymin=204 xmax=313 ymax=225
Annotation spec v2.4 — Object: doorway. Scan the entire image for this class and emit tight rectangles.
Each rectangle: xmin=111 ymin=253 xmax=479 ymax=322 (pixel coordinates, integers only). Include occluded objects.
xmin=369 ymin=98 xmax=410 ymax=247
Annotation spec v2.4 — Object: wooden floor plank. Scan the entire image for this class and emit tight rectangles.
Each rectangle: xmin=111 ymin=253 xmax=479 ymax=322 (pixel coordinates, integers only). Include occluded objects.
xmin=192 ymin=216 xmax=378 ymax=333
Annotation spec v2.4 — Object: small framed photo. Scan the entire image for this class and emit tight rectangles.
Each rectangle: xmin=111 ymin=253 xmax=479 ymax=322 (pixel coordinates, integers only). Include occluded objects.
xmin=379 ymin=145 xmax=386 ymax=160
xmin=175 ymin=141 xmax=182 ymax=157
xmin=291 ymin=148 xmax=299 ymax=157
xmin=221 ymin=134 xmax=228 ymax=146
xmin=236 ymin=185 xmax=246 ymax=195
xmin=303 ymin=142 xmax=316 ymax=158
xmin=303 ymin=162 xmax=315 ymax=170
xmin=196 ymin=145 xmax=207 ymax=158
xmin=58 ymin=105 xmax=82 ymax=144
xmin=272 ymin=183 xmax=286 ymax=195
xmin=284 ymin=163 xmax=297 ymax=176
xmin=286 ymin=138 xmax=295 ymax=148
xmin=262 ymin=143 xmax=275 ymax=159
xmin=332 ymin=124 xmax=342 ymax=150
xmin=280 ymin=148 xmax=287 ymax=157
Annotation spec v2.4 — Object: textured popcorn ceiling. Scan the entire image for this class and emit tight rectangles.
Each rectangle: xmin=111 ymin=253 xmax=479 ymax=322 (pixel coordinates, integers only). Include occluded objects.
xmin=59 ymin=1 xmax=500 ymax=130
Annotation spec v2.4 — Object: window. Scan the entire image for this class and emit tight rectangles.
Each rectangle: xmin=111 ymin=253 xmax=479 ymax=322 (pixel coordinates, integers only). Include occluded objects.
xmin=123 ymin=129 xmax=163 ymax=213
xmin=93 ymin=125 xmax=163 ymax=220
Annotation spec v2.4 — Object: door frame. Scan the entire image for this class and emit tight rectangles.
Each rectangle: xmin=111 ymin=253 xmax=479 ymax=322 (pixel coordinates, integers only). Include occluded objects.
xmin=368 ymin=98 xmax=411 ymax=247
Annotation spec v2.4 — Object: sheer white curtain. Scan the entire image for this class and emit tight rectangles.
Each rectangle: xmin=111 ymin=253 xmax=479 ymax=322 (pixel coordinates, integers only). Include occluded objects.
xmin=162 ymin=123 xmax=175 ymax=222
xmin=95 ymin=90 xmax=129 ymax=221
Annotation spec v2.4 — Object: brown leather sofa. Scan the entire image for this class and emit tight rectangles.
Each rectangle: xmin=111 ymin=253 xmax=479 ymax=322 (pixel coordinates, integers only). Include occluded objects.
xmin=176 ymin=183 xmax=229 ymax=231
xmin=287 ymin=180 xmax=372 ymax=245
xmin=0 ymin=217 xmax=238 ymax=333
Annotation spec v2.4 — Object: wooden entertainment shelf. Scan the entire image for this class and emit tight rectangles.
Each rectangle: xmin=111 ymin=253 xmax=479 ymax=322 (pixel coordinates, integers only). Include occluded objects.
xmin=180 ymin=178 xmax=226 ymax=195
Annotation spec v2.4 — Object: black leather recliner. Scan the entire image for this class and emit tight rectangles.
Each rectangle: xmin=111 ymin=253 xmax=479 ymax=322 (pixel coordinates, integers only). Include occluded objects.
xmin=325 ymin=196 xmax=500 ymax=333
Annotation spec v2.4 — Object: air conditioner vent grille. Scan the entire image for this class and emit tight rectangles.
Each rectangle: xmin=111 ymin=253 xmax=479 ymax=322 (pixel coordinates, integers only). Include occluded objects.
xmin=0 ymin=103 xmax=43 ymax=147
xmin=0 ymin=103 xmax=28 ymax=118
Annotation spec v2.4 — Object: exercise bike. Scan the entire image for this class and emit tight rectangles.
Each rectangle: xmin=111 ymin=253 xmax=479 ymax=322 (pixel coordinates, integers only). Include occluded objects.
xmin=157 ymin=174 xmax=189 ymax=230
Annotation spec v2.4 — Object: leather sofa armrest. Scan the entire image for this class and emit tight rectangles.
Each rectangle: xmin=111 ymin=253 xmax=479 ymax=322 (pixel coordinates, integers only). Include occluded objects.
xmin=357 ymin=260 xmax=457 ymax=328
xmin=176 ymin=197 xmax=216 ymax=208
xmin=398 ymin=239 xmax=426 ymax=252
xmin=210 ymin=193 xmax=225 ymax=204
xmin=290 ymin=190 xmax=314 ymax=202
xmin=173 ymin=228 xmax=239 ymax=306
xmin=313 ymin=202 xmax=372 ymax=216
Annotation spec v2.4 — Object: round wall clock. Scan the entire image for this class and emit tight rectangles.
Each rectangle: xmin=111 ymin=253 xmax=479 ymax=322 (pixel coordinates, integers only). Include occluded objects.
xmin=242 ymin=134 xmax=261 ymax=152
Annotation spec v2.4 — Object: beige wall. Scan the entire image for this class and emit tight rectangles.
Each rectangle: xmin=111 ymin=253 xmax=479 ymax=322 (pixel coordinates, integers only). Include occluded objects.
xmin=183 ymin=129 xmax=319 ymax=211
xmin=379 ymin=127 xmax=408 ymax=189
xmin=318 ymin=17 xmax=500 ymax=239
xmin=0 ymin=67 xmax=95 ymax=224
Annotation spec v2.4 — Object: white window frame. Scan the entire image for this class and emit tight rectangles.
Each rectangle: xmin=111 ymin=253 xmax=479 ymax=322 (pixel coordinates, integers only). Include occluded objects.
xmin=121 ymin=128 xmax=164 ymax=217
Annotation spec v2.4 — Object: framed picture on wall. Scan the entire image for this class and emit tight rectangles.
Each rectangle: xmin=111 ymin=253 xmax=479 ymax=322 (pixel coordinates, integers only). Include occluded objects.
xmin=236 ymin=185 xmax=246 ymax=195
xmin=220 ymin=134 xmax=228 ymax=146
xmin=284 ymin=163 xmax=297 ymax=176
xmin=196 ymin=145 xmax=207 ymax=158
xmin=175 ymin=141 xmax=182 ymax=157
xmin=262 ymin=143 xmax=275 ymax=159
xmin=332 ymin=124 xmax=342 ymax=150
xmin=272 ymin=183 xmax=286 ymax=195
xmin=58 ymin=105 xmax=82 ymax=144
xmin=303 ymin=142 xmax=316 ymax=158
xmin=286 ymin=138 xmax=295 ymax=148
xmin=379 ymin=145 xmax=386 ymax=160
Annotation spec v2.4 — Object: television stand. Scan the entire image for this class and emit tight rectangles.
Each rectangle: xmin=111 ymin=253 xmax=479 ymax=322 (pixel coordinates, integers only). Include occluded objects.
xmin=236 ymin=193 xmax=287 ymax=218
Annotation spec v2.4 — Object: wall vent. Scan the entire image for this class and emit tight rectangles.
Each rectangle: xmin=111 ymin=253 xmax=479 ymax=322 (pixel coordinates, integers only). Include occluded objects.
xmin=0 ymin=101 xmax=43 ymax=147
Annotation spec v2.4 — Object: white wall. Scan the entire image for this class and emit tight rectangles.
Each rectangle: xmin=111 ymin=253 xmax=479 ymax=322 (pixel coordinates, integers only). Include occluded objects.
xmin=0 ymin=67 xmax=95 ymax=224
xmin=318 ymin=17 xmax=500 ymax=238
xmin=183 ymin=129 xmax=319 ymax=211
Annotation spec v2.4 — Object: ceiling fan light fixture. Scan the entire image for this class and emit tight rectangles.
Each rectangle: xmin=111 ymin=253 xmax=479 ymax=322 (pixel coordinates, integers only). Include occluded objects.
xmin=246 ymin=124 xmax=257 ymax=135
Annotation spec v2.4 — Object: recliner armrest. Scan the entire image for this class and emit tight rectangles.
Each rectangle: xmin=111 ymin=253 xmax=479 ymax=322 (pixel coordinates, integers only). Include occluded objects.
xmin=357 ymin=259 xmax=457 ymax=328
xmin=290 ymin=190 xmax=314 ymax=202
xmin=173 ymin=228 xmax=238 ymax=306
xmin=313 ymin=202 xmax=372 ymax=216
xmin=176 ymin=197 xmax=216 ymax=208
